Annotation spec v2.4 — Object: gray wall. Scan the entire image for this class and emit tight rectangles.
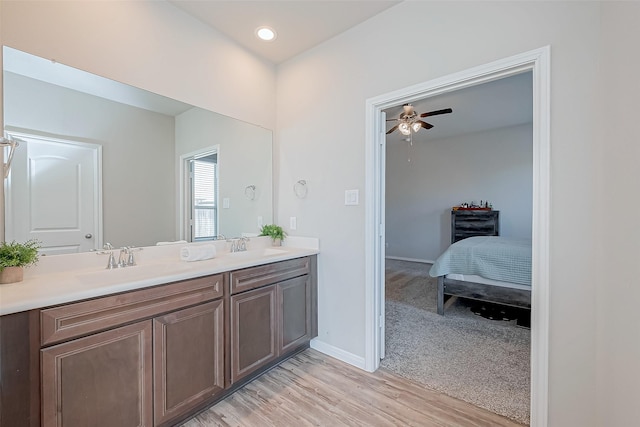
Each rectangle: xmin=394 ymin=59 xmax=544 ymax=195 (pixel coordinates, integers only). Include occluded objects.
xmin=175 ymin=107 xmax=273 ymax=238
xmin=4 ymin=72 xmax=176 ymax=248
xmin=386 ymin=123 xmax=533 ymax=261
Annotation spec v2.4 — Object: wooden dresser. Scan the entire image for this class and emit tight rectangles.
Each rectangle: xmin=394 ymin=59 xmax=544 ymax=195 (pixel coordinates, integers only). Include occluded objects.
xmin=450 ymin=209 xmax=499 ymax=243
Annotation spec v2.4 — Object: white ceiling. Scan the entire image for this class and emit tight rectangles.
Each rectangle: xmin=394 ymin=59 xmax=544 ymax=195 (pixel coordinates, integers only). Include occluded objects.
xmin=168 ymin=0 xmax=401 ymax=64
xmin=384 ymin=72 xmax=533 ymax=143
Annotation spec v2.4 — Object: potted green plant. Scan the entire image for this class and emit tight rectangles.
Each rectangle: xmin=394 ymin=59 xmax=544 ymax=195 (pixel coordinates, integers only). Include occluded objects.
xmin=259 ymin=224 xmax=287 ymax=246
xmin=0 ymin=239 xmax=41 ymax=284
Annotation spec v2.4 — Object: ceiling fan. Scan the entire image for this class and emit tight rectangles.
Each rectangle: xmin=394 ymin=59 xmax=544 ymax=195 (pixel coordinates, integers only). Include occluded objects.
xmin=386 ymin=104 xmax=453 ymax=136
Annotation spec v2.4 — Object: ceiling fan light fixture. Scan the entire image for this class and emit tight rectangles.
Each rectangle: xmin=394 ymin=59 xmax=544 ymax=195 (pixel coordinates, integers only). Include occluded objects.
xmin=411 ymin=122 xmax=422 ymax=133
xmin=255 ymin=26 xmax=277 ymax=41
xmin=398 ymin=122 xmax=411 ymax=135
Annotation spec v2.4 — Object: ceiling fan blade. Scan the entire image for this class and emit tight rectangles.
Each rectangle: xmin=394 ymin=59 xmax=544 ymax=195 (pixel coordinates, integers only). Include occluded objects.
xmin=386 ymin=118 xmax=399 ymax=122
xmin=386 ymin=124 xmax=399 ymax=134
xmin=419 ymin=121 xmax=434 ymax=130
xmin=420 ymin=108 xmax=453 ymax=118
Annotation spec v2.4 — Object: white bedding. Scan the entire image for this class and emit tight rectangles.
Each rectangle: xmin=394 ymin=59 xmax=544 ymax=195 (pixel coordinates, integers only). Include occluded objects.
xmin=445 ymin=273 xmax=531 ymax=290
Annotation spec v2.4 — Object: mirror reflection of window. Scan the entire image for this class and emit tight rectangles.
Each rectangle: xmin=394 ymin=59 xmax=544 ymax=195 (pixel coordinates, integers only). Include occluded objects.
xmin=189 ymin=153 xmax=218 ymax=241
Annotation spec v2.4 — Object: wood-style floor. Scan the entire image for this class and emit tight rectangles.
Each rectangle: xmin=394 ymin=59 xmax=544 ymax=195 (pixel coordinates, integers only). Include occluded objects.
xmin=181 ymin=349 xmax=524 ymax=427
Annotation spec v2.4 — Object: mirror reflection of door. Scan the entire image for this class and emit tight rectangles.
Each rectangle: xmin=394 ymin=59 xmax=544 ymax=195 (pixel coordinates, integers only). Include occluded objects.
xmin=4 ymin=132 xmax=102 ymax=255
xmin=186 ymin=151 xmax=218 ymax=242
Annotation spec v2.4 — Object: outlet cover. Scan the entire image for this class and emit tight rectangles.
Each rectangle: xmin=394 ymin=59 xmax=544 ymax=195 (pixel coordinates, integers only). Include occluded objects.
xmin=345 ymin=189 xmax=359 ymax=206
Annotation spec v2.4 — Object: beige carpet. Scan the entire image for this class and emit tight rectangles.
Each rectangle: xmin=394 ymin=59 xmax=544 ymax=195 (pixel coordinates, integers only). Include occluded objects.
xmin=381 ymin=259 xmax=530 ymax=425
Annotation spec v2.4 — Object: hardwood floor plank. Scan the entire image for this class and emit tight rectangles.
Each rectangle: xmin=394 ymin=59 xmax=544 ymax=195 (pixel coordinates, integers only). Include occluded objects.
xmin=181 ymin=349 xmax=524 ymax=427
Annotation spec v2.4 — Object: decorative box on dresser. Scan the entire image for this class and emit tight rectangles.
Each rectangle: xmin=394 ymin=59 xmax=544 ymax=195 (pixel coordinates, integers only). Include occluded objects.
xmin=450 ymin=209 xmax=500 ymax=243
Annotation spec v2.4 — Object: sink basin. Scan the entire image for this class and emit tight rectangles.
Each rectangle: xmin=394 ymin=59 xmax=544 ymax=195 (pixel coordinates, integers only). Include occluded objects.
xmin=76 ymin=262 xmax=191 ymax=286
xmin=227 ymin=247 xmax=287 ymax=258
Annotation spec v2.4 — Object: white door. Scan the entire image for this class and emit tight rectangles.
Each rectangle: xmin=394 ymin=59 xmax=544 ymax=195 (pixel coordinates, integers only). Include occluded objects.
xmin=4 ymin=133 xmax=102 ymax=255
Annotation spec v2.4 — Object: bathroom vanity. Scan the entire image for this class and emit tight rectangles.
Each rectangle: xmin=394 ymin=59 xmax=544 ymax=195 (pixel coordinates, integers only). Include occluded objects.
xmin=0 ymin=241 xmax=318 ymax=427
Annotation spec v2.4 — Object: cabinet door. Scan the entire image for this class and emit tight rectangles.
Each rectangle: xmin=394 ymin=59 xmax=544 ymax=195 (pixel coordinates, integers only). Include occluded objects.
xmin=153 ymin=300 xmax=224 ymax=426
xmin=230 ymin=285 xmax=277 ymax=383
xmin=278 ymin=276 xmax=311 ymax=354
xmin=41 ymin=321 xmax=152 ymax=427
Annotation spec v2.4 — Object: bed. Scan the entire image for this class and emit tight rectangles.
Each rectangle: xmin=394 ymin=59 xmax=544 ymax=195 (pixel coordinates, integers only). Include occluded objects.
xmin=428 ymin=236 xmax=531 ymax=316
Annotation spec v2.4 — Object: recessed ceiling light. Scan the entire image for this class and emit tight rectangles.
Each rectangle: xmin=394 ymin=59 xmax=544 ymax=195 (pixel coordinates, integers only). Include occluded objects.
xmin=255 ymin=26 xmax=277 ymax=42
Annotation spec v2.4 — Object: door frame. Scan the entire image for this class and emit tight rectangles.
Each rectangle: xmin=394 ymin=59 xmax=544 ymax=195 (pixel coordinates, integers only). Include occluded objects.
xmin=4 ymin=130 xmax=103 ymax=251
xmin=364 ymin=46 xmax=550 ymax=426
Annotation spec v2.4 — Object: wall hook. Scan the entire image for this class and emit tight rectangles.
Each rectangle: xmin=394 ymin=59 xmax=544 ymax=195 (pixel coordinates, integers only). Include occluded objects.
xmin=294 ymin=180 xmax=308 ymax=198
xmin=244 ymin=185 xmax=256 ymax=200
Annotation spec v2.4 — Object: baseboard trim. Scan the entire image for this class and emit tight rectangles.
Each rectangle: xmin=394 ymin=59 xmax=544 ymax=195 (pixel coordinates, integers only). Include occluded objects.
xmin=310 ymin=338 xmax=366 ymax=370
xmin=385 ymin=256 xmax=435 ymax=264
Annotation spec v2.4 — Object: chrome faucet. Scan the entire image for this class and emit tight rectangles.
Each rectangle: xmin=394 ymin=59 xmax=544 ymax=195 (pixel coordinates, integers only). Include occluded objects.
xmin=227 ymin=238 xmax=239 ymax=253
xmin=97 ymin=243 xmax=118 ymax=269
xmin=117 ymin=246 xmax=141 ymax=267
xmin=98 ymin=244 xmax=141 ymax=269
xmin=227 ymin=237 xmax=249 ymax=253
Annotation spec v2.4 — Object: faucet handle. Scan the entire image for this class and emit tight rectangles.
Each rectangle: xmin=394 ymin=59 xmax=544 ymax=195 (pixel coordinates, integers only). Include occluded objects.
xmin=127 ymin=249 xmax=136 ymax=266
xmin=106 ymin=252 xmax=118 ymax=269
xmin=118 ymin=247 xmax=129 ymax=267
xmin=239 ymin=237 xmax=249 ymax=251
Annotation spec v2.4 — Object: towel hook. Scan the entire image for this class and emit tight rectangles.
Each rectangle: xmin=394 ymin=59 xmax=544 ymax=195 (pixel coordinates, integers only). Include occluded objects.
xmin=244 ymin=185 xmax=256 ymax=200
xmin=294 ymin=180 xmax=307 ymax=198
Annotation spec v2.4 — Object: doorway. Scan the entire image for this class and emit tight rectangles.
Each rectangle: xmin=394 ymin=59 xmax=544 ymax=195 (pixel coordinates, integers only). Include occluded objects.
xmin=364 ymin=47 xmax=550 ymax=426
xmin=4 ymin=132 xmax=102 ymax=254
xmin=180 ymin=147 xmax=220 ymax=242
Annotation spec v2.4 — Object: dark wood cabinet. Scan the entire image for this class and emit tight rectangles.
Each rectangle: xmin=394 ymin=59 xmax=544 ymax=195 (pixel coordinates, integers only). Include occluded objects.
xmin=228 ymin=256 xmax=315 ymax=386
xmin=230 ymin=285 xmax=278 ymax=383
xmin=278 ymin=275 xmax=312 ymax=354
xmin=1 ymin=256 xmax=317 ymax=427
xmin=41 ymin=321 xmax=153 ymax=427
xmin=451 ymin=209 xmax=499 ymax=243
xmin=153 ymin=299 xmax=225 ymax=425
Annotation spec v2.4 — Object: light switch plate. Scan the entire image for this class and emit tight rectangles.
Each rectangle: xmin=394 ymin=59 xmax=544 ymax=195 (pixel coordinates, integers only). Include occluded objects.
xmin=223 ymin=198 xmax=230 ymax=209
xmin=290 ymin=216 xmax=297 ymax=230
xmin=345 ymin=189 xmax=359 ymax=206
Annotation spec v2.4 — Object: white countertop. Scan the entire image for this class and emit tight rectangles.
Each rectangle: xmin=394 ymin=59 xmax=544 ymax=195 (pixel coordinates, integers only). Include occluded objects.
xmin=0 ymin=236 xmax=319 ymax=316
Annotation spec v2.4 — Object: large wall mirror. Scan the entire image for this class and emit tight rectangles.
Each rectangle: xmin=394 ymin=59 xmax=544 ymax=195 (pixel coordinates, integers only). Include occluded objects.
xmin=2 ymin=47 xmax=273 ymax=254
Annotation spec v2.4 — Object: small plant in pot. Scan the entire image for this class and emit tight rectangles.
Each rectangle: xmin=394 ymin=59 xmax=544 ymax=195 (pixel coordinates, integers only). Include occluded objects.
xmin=0 ymin=239 xmax=41 ymax=284
xmin=259 ymin=224 xmax=287 ymax=246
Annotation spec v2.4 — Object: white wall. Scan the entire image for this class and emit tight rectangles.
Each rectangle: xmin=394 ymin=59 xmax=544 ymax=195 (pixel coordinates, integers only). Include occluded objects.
xmin=597 ymin=2 xmax=640 ymax=425
xmin=4 ymin=72 xmax=176 ymax=248
xmin=276 ymin=2 xmax=601 ymax=426
xmin=386 ymin=124 xmax=533 ymax=262
xmin=175 ymin=107 xmax=273 ymax=238
xmin=0 ymin=0 xmax=276 ymax=130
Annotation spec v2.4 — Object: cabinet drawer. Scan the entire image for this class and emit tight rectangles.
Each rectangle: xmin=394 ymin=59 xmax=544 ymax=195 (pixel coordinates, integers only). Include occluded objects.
xmin=451 ymin=210 xmax=499 ymax=243
xmin=41 ymin=274 xmax=223 ymax=346
xmin=229 ymin=257 xmax=310 ymax=295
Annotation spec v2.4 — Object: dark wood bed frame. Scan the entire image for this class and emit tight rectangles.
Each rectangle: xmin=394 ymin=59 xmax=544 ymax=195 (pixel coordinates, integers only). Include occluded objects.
xmin=437 ymin=276 xmax=531 ymax=315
